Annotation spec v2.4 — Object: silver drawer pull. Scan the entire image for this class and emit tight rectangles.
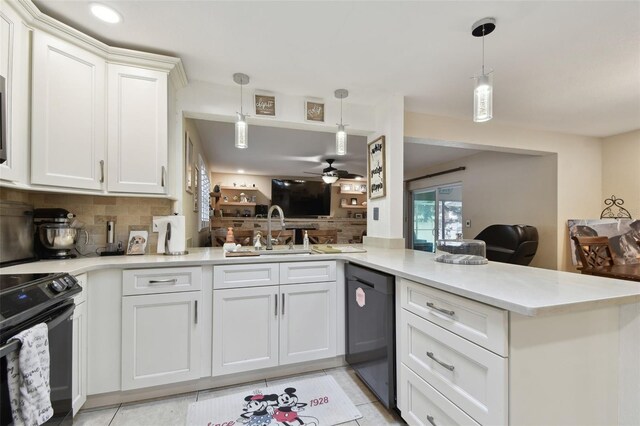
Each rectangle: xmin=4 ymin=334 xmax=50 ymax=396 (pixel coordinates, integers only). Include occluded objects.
xmin=426 ymin=351 xmax=455 ymax=371
xmin=427 ymin=415 xmax=437 ymax=426
xmin=148 ymin=278 xmax=178 ymax=285
xmin=426 ymin=302 xmax=455 ymax=317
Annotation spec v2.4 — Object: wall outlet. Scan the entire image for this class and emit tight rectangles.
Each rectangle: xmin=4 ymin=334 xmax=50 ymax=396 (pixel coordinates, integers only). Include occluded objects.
xmin=152 ymin=216 xmax=163 ymax=232
xmin=465 ymin=220 xmax=471 ymax=228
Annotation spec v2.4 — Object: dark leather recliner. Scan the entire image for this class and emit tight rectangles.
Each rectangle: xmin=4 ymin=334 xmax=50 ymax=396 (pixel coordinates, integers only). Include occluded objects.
xmin=474 ymin=224 xmax=539 ymax=265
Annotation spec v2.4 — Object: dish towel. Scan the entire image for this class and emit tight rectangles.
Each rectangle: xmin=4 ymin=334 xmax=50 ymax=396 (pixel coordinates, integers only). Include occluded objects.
xmin=6 ymin=323 xmax=54 ymax=426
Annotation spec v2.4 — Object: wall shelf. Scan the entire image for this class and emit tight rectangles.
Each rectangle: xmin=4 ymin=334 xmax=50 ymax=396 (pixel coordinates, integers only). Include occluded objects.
xmin=340 ymin=190 xmax=366 ymax=195
xmin=219 ymin=186 xmax=259 ymax=191
xmin=340 ymin=204 xmax=367 ymax=209
xmin=221 ymin=202 xmax=257 ymax=207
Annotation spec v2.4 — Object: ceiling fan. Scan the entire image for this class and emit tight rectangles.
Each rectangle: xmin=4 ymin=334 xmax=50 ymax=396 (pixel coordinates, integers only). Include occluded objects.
xmin=304 ymin=159 xmax=363 ymax=183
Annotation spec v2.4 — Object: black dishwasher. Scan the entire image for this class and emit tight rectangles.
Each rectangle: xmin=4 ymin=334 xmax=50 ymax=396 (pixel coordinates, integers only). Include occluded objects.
xmin=345 ymin=263 xmax=396 ymax=409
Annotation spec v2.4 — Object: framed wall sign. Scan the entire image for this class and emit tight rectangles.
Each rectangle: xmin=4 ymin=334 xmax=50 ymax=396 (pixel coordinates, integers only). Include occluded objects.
xmin=254 ymin=93 xmax=276 ymax=116
xmin=193 ymin=165 xmax=200 ymax=212
xmin=367 ymin=135 xmax=386 ymax=199
xmin=305 ymin=99 xmax=325 ymax=122
xmin=185 ymin=133 xmax=193 ymax=194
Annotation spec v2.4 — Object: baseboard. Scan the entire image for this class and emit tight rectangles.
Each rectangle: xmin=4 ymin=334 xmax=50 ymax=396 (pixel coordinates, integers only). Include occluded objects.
xmin=83 ymin=356 xmax=346 ymax=410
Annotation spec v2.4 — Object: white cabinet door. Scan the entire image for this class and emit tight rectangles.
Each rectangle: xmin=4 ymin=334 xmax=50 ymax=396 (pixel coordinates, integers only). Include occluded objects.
xmin=279 ymin=282 xmax=337 ymax=365
xmin=0 ymin=3 xmax=30 ymax=183
xmin=121 ymin=292 xmax=201 ymax=390
xmin=107 ymin=64 xmax=167 ymax=194
xmin=213 ymin=286 xmax=279 ymax=375
xmin=71 ymin=300 xmax=87 ymax=415
xmin=31 ymin=30 xmax=106 ymax=190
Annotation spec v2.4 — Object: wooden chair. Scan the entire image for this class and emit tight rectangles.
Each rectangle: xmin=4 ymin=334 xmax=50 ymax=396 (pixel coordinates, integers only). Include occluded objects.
xmin=572 ymin=236 xmax=615 ymax=270
xmin=259 ymin=230 xmax=295 ymax=246
xmin=211 ymin=228 xmax=255 ymax=246
xmin=307 ymin=229 xmax=338 ymax=244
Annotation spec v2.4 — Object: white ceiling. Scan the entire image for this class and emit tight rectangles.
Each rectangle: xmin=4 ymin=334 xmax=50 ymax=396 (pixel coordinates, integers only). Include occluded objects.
xmin=193 ymin=119 xmax=368 ymax=177
xmin=33 ymin=1 xmax=640 ymax=138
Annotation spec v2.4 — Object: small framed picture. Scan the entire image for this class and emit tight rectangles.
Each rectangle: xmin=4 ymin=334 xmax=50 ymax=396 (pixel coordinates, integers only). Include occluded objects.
xmin=185 ymin=133 xmax=193 ymax=194
xmin=358 ymin=184 xmax=367 ymax=193
xmin=193 ymin=165 xmax=200 ymax=212
xmin=305 ymin=99 xmax=325 ymax=122
xmin=126 ymin=230 xmax=148 ymax=255
xmin=351 ymin=198 xmax=358 ymax=205
xmin=368 ymin=135 xmax=386 ymax=199
xmin=355 ymin=213 xmax=363 ymax=219
xmin=255 ymin=92 xmax=276 ymax=116
xmin=341 ymin=183 xmax=353 ymax=192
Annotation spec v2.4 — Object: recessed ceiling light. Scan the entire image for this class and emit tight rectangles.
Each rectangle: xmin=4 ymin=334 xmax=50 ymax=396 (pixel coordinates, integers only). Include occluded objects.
xmin=237 ymin=169 xmax=245 ymax=174
xmin=90 ymin=3 xmax=122 ymax=24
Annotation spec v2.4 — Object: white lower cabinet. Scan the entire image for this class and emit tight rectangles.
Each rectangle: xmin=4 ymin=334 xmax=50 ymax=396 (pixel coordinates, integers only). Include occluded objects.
xmin=71 ymin=274 xmax=88 ymax=415
xmin=213 ymin=262 xmax=338 ymax=376
xmin=121 ymin=292 xmax=201 ymax=390
xmin=398 ymin=278 xmax=508 ymax=426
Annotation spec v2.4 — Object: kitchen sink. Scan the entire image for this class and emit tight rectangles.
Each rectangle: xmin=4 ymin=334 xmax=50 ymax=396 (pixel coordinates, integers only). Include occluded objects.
xmin=257 ymin=247 xmax=312 ymax=255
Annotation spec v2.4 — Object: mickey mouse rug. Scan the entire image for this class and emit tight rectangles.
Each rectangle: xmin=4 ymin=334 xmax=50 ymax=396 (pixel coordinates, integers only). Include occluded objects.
xmin=186 ymin=376 xmax=362 ymax=426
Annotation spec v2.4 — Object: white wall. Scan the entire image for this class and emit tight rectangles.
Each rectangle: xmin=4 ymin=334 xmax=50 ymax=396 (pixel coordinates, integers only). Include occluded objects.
xmin=182 ymin=119 xmax=212 ymax=247
xmin=602 ymin=129 xmax=640 ymax=218
xmin=405 ymin=112 xmax=601 ymax=271
xmin=365 ymin=94 xmax=405 ymax=247
xmin=407 ymin=151 xmax=558 ymax=270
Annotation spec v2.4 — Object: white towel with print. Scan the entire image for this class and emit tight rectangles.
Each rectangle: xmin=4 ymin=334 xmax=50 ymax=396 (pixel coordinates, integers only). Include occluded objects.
xmin=6 ymin=323 xmax=54 ymax=426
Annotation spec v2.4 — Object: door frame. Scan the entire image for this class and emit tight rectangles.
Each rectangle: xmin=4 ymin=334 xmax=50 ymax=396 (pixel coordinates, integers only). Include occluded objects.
xmin=409 ymin=182 xmax=462 ymax=251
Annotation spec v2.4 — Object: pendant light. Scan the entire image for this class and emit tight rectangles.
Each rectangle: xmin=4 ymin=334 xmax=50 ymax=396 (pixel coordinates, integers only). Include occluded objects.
xmin=471 ymin=18 xmax=496 ymax=123
xmin=334 ymin=89 xmax=349 ymax=155
xmin=233 ymin=73 xmax=250 ymax=149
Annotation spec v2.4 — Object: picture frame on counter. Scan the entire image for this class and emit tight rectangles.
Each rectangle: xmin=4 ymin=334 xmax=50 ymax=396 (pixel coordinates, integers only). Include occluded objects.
xmin=304 ymin=99 xmax=325 ymax=122
xmin=254 ymin=92 xmax=276 ymax=117
xmin=126 ymin=231 xmax=148 ymax=255
xmin=368 ymin=135 xmax=386 ymax=199
xmin=185 ymin=133 xmax=193 ymax=194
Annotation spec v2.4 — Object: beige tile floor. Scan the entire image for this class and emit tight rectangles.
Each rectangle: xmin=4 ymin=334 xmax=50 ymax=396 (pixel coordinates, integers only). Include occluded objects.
xmin=74 ymin=366 xmax=406 ymax=426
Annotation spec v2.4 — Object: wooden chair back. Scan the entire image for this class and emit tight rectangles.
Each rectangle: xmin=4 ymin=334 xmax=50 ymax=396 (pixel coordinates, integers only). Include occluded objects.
xmin=572 ymin=236 xmax=615 ymax=269
xmin=211 ymin=229 xmax=255 ymax=246
xmin=259 ymin=230 xmax=295 ymax=246
xmin=307 ymin=229 xmax=338 ymax=244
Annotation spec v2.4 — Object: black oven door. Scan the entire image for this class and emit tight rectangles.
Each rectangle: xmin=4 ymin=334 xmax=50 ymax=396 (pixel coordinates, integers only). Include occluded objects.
xmin=0 ymin=301 xmax=75 ymax=426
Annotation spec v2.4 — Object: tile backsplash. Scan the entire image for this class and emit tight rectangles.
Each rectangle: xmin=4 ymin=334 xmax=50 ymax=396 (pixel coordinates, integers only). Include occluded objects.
xmin=1 ymin=188 xmax=173 ymax=254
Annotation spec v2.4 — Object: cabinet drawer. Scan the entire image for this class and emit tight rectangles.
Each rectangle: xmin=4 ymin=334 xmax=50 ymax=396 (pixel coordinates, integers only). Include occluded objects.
xmin=400 ymin=278 xmax=507 ymax=356
xmin=279 ymin=261 xmax=336 ymax=284
xmin=400 ymin=310 xmax=507 ymax=426
xmin=214 ymin=263 xmax=279 ymax=289
xmin=399 ymin=364 xmax=480 ymax=426
xmin=123 ymin=267 xmax=202 ymax=295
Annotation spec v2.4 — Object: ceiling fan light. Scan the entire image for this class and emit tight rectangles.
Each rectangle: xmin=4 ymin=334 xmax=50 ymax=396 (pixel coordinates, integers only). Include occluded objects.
xmin=336 ymin=124 xmax=347 ymax=156
xmin=235 ymin=113 xmax=248 ymax=149
xmin=322 ymin=174 xmax=339 ymax=184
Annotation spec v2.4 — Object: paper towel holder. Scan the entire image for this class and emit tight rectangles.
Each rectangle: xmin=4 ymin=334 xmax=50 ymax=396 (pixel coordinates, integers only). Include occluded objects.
xmin=163 ymin=221 xmax=189 ymax=256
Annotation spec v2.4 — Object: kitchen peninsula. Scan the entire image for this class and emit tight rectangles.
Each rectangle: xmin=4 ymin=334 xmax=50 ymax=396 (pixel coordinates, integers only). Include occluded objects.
xmin=3 ymin=246 xmax=639 ymax=425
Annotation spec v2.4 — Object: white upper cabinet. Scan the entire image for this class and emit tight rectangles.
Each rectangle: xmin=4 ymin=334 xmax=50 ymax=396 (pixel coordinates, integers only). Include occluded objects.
xmin=31 ymin=30 xmax=106 ymax=190
xmin=107 ymin=64 xmax=167 ymax=194
xmin=0 ymin=3 xmax=31 ymax=184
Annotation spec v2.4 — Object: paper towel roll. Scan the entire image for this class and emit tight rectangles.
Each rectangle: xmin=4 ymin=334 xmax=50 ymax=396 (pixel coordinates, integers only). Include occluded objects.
xmin=155 ymin=215 xmax=187 ymax=255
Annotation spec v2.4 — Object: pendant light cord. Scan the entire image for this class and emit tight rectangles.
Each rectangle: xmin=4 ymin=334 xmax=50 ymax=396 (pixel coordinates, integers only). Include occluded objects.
xmin=340 ymin=97 xmax=343 ymax=126
xmin=240 ymin=83 xmax=243 ymax=115
xmin=482 ymin=25 xmax=485 ymax=75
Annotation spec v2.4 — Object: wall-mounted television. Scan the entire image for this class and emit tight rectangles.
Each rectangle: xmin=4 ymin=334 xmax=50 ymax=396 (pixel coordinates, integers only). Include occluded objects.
xmin=271 ymin=179 xmax=331 ymax=218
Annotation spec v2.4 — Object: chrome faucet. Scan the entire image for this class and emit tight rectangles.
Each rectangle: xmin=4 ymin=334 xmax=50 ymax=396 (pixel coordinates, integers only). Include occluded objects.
xmin=266 ymin=205 xmax=285 ymax=250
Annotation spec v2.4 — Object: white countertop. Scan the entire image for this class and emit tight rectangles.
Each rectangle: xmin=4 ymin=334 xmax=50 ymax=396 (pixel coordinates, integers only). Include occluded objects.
xmin=2 ymin=246 xmax=640 ymax=316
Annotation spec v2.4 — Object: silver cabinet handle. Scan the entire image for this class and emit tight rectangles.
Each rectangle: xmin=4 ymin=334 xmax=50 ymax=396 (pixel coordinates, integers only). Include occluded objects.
xmin=282 ymin=293 xmax=285 ymax=315
xmin=99 ymin=160 xmax=105 ymax=183
xmin=148 ymin=278 xmax=177 ymax=285
xmin=194 ymin=300 xmax=198 ymax=324
xmin=426 ymin=351 xmax=455 ymax=371
xmin=161 ymin=166 xmax=166 ymax=187
xmin=426 ymin=302 xmax=455 ymax=317
xmin=427 ymin=415 xmax=437 ymax=426
xmin=274 ymin=294 xmax=278 ymax=317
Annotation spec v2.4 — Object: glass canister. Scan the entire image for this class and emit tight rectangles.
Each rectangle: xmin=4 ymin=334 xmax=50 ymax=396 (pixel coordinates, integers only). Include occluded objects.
xmin=435 ymin=238 xmax=488 ymax=265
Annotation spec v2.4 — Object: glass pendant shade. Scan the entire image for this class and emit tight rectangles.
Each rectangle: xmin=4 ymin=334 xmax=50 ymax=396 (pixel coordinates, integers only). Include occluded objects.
xmin=473 ymin=73 xmax=493 ymax=123
xmin=322 ymin=174 xmax=339 ymax=184
xmin=336 ymin=124 xmax=347 ymax=156
xmin=235 ymin=113 xmax=248 ymax=149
